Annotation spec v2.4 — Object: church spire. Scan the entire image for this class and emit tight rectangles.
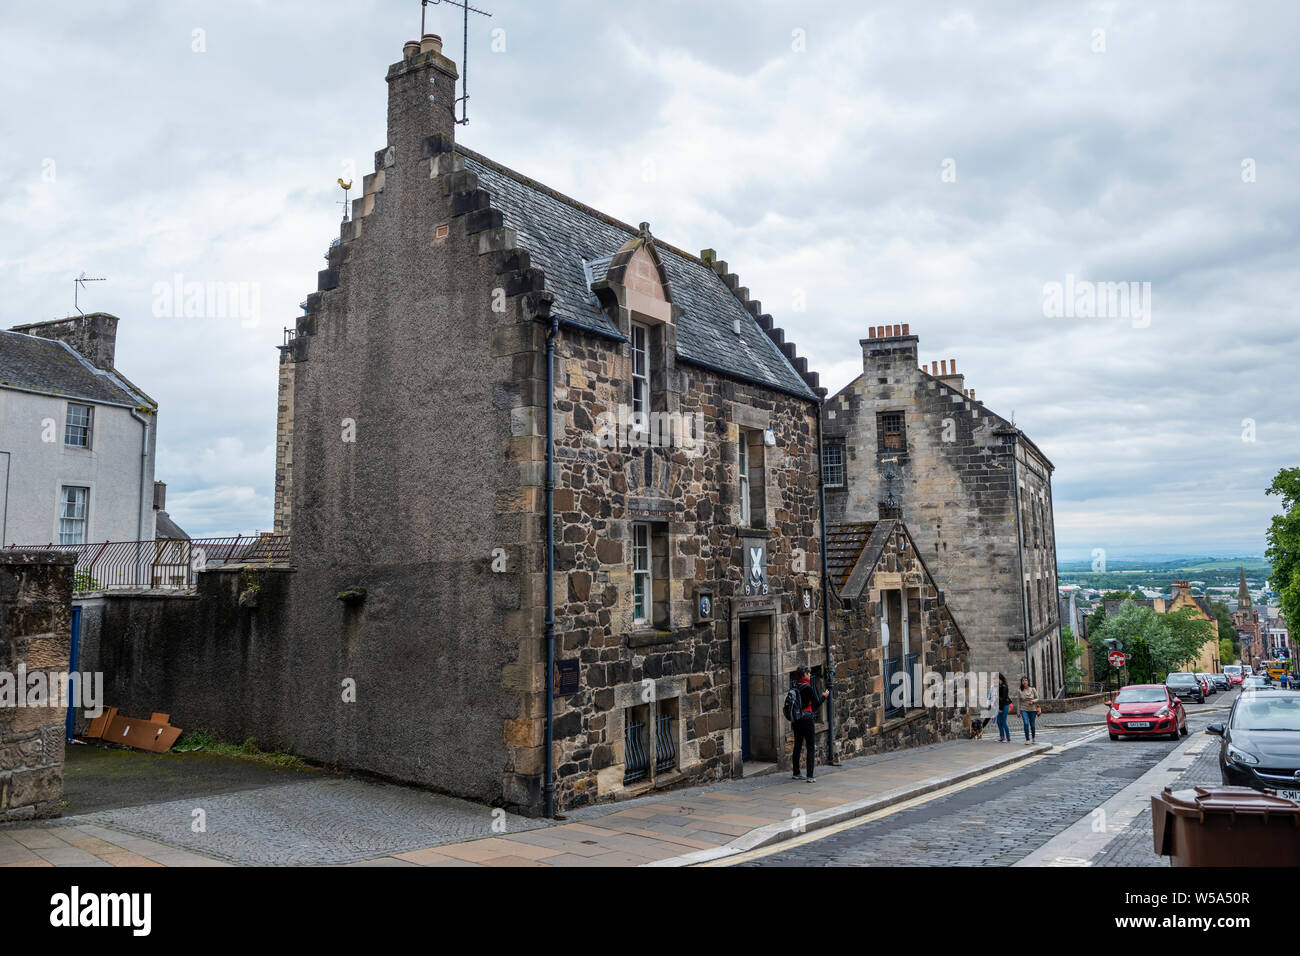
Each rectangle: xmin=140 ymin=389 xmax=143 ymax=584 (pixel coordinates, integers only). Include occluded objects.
xmin=1238 ymin=567 xmax=1251 ymax=609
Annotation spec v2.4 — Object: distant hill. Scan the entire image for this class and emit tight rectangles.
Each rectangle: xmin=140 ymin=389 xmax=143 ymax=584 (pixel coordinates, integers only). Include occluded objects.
xmin=1057 ymin=555 xmax=1273 ymax=593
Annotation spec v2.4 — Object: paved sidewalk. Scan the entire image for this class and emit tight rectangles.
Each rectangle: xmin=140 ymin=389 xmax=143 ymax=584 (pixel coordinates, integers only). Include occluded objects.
xmin=4 ymin=733 xmax=1056 ymax=867
xmin=352 ymin=735 xmax=1053 ymax=867
xmin=0 ymin=823 xmax=229 ymax=867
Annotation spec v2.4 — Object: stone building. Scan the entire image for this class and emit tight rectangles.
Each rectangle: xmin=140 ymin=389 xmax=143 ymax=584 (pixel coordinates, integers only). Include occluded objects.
xmin=1232 ymin=568 xmax=1263 ymax=667
xmin=276 ymin=34 xmax=839 ymax=814
xmin=820 ymin=326 xmax=1062 ymax=696
xmin=1165 ymin=580 xmax=1221 ymax=674
xmin=67 ymin=36 xmax=979 ymax=818
xmin=826 ymin=519 xmax=971 ymax=755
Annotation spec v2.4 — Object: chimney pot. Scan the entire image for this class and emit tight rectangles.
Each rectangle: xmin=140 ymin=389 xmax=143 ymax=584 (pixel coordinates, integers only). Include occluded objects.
xmin=902 ymin=323 xmax=909 ymax=335
xmin=869 ymin=326 xmax=876 ymax=338
xmin=950 ymin=359 xmax=957 ymax=373
xmin=892 ymin=324 xmax=901 ymax=336
xmin=420 ymin=33 xmax=443 ymax=55
xmin=941 ymin=360 xmax=948 ymax=375
xmin=403 ymin=39 xmax=421 ymax=59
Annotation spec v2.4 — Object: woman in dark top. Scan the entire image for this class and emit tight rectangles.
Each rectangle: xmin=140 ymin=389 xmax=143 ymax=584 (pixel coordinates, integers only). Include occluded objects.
xmin=995 ymin=673 xmax=1012 ymax=742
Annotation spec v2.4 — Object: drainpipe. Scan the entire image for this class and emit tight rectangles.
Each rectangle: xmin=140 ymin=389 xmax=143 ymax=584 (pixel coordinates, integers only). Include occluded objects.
xmin=815 ymin=404 xmax=837 ymax=765
xmin=0 ymin=450 xmax=10 ymax=544
xmin=1009 ymin=431 xmax=1030 ymax=681
xmin=543 ymin=315 xmax=558 ymax=817
xmin=129 ymin=408 xmax=152 ymax=585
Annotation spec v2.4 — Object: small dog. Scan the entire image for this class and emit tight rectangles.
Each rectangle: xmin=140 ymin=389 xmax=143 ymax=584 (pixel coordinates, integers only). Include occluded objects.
xmin=970 ymin=716 xmax=990 ymax=740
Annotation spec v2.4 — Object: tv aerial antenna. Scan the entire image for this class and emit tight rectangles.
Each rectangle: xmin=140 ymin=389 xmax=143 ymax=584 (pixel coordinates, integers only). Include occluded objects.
xmin=73 ymin=272 xmax=106 ymax=316
xmin=422 ymin=0 xmax=492 ymax=126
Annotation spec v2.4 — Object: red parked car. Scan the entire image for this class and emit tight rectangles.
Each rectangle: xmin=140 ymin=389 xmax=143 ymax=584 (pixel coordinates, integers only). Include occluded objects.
xmin=1107 ymin=684 xmax=1188 ymax=740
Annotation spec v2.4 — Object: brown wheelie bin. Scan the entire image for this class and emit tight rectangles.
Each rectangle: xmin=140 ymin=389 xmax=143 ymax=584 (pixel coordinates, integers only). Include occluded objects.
xmin=1152 ymin=785 xmax=1300 ymax=866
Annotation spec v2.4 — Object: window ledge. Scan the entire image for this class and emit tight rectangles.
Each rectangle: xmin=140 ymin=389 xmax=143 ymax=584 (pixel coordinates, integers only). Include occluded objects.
xmin=628 ymin=629 xmax=676 ymax=648
xmin=879 ymin=709 xmax=929 ymax=734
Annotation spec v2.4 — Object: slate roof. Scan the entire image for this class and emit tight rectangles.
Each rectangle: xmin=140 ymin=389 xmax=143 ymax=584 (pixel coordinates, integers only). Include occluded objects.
xmin=155 ymin=511 xmax=189 ymax=540
xmin=460 ymin=149 xmax=816 ymax=400
xmin=826 ymin=521 xmax=879 ymax=588
xmin=0 ymin=330 xmax=153 ymax=408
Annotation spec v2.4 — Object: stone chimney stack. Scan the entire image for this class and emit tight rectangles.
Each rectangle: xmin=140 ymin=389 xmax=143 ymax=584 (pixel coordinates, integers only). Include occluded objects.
xmin=937 ymin=358 xmax=964 ymax=393
xmin=9 ymin=313 xmax=119 ymax=370
xmin=385 ymin=35 xmax=459 ymax=165
xmin=861 ymin=324 xmax=918 ymax=373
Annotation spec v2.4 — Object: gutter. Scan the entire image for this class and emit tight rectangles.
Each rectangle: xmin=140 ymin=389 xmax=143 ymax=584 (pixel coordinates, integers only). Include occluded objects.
xmin=129 ymin=408 xmax=152 ymax=585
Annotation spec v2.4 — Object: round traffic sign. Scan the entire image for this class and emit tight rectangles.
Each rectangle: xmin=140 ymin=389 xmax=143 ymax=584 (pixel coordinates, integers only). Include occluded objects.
xmin=1108 ymin=651 xmax=1126 ymax=667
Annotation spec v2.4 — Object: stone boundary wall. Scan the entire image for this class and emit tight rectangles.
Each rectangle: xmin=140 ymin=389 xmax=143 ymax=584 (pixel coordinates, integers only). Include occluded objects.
xmin=75 ymin=567 xmax=295 ymax=749
xmin=1038 ymin=692 xmax=1109 ymax=713
xmin=0 ymin=550 xmax=74 ymax=822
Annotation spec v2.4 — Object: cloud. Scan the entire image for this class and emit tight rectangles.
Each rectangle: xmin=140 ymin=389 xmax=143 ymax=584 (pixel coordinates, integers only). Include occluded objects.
xmin=1 ymin=0 xmax=1296 ymax=553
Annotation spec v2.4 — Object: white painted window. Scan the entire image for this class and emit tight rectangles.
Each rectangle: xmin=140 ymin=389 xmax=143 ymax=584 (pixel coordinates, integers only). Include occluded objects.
xmin=631 ymin=323 xmax=649 ymax=416
xmin=739 ymin=438 xmax=750 ymax=525
xmin=633 ymin=522 xmax=651 ymax=625
xmin=59 ymin=486 xmax=88 ymax=544
xmin=822 ymin=442 xmax=844 ymax=487
xmin=65 ymin=403 xmax=93 ymax=447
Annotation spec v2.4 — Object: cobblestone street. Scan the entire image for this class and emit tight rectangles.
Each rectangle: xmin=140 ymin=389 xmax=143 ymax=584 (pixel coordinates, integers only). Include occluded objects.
xmin=739 ymin=696 xmax=1236 ymax=867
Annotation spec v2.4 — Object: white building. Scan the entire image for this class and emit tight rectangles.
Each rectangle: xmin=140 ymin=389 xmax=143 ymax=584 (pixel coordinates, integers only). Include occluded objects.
xmin=0 ymin=313 xmax=158 ymax=546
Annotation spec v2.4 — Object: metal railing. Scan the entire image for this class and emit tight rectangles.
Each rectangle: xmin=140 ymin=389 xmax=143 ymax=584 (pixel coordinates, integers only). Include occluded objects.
xmin=624 ymin=717 xmax=649 ymax=784
xmin=2 ymin=534 xmax=290 ymax=593
xmin=654 ymin=712 xmax=676 ymax=774
xmin=904 ymin=652 xmax=920 ymax=708
xmin=1065 ymin=680 xmax=1108 ymax=696
xmin=883 ymin=656 xmax=903 ymax=717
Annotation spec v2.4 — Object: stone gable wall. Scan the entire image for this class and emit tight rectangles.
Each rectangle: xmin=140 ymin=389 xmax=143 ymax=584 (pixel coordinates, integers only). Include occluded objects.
xmin=830 ymin=526 xmax=971 ymax=757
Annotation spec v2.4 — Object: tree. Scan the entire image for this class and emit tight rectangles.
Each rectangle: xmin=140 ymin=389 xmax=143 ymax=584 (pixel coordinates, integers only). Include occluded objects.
xmin=1059 ymin=626 xmax=1086 ymax=687
xmin=1087 ymin=600 xmax=1164 ymax=684
xmin=1210 ymin=600 xmax=1238 ymax=655
xmin=1086 ymin=590 xmax=1148 ymax=637
xmin=1266 ymin=467 xmax=1300 ymax=635
xmin=1151 ymin=607 xmax=1215 ymax=675
xmin=1219 ymin=636 xmax=1237 ymax=665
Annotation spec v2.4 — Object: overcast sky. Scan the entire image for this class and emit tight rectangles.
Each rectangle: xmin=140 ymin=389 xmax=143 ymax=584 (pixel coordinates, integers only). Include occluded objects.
xmin=2 ymin=1 xmax=1296 ymax=560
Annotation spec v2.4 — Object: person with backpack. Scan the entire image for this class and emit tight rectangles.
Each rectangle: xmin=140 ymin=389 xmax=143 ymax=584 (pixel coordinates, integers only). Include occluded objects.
xmin=995 ymin=673 xmax=1011 ymax=742
xmin=786 ymin=666 xmax=830 ymax=782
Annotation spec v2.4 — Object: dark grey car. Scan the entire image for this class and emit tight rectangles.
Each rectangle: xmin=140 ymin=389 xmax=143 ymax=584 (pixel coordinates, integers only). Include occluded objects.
xmin=1209 ymin=691 xmax=1300 ymax=801
xmin=1167 ymin=672 xmax=1204 ymax=704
